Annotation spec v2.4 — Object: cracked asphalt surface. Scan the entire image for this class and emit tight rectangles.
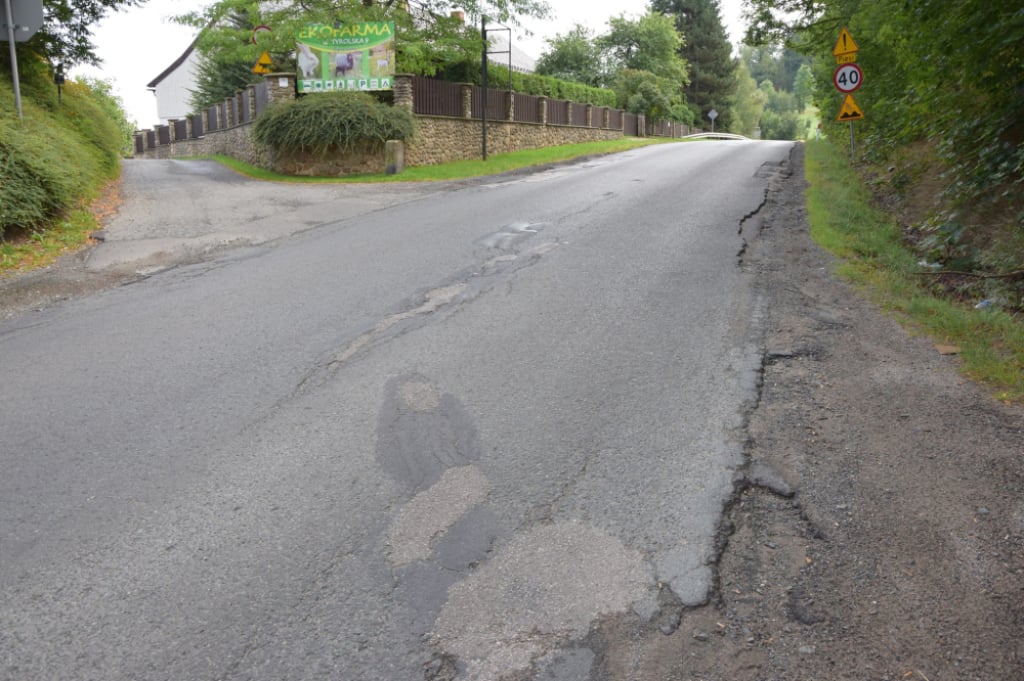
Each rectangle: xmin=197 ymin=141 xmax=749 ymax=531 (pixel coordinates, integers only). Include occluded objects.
xmin=2 ymin=144 xmax=1021 ymax=680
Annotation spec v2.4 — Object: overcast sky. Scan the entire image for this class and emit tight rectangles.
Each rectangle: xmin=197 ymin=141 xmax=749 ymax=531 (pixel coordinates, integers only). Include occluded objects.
xmin=72 ymin=0 xmax=747 ymax=128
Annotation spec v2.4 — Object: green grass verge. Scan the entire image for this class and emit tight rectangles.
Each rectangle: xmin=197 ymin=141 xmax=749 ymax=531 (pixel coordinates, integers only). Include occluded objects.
xmin=805 ymin=139 xmax=1024 ymax=402
xmin=206 ymin=137 xmax=675 ymax=183
xmin=0 ymin=207 xmax=100 ymax=273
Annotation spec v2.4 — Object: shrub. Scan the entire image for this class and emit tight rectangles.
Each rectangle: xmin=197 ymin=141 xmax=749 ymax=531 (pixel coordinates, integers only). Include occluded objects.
xmin=1 ymin=60 xmax=122 ymax=237
xmin=253 ymin=91 xmax=415 ymax=157
xmin=438 ymin=60 xmax=618 ymax=108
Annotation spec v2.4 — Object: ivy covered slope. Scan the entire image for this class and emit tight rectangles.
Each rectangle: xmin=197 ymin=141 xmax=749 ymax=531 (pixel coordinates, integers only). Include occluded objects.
xmin=0 ymin=54 xmax=131 ymax=243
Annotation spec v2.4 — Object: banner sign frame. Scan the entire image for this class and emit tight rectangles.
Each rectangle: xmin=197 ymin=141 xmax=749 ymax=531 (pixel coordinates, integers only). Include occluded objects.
xmin=296 ymin=22 xmax=396 ymax=93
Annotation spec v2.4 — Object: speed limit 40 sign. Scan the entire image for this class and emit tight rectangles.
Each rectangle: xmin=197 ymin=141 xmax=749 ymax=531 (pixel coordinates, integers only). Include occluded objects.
xmin=833 ymin=63 xmax=864 ymax=93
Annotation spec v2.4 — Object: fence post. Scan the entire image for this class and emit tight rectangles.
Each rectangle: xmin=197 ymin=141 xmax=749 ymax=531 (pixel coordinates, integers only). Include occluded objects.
xmin=167 ymin=119 xmax=178 ymax=143
xmin=538 ymin=97 xmax=547 ymax=126
xmin=393 ymin=74 xmax=414 ymax=112
xmin=504 ymin=91 xmax=514 ymax=121
xmin=585 ymin=104 xmax=593 ymax=128
xmin=245 ymin=85 xmax=257 ymax=120
xmin=603 ymin=108 xmax=611 ymax=129
xmin=460 ymin=83 xmax=473 ymax=119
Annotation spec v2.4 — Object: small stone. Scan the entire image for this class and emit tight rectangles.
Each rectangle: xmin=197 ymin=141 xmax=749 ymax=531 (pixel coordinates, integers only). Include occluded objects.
xmin=692 ymin=630 xmax=710 ymax=642
xmin=798 ymin=645 xmax=816 ymax=655
xmin=977 ymin=507 xmax=991 ymax=516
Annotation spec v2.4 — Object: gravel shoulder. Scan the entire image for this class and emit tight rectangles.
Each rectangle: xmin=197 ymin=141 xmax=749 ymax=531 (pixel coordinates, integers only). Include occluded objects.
xmin=659 ymin=144 xmax=1024 ymax=679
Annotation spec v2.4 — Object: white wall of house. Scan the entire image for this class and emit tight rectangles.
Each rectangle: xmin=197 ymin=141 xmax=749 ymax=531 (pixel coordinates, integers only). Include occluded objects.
xmin=149 ymin=48 xmax=201 ymax=124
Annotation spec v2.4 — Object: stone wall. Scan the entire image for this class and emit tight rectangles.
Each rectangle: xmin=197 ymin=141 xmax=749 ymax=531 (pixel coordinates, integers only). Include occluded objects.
xmin=142 ymin=123 xmax=270 ymax=167
xmin=406 ymin=117 xmax=622 ymax=167
xmin=133 ymin=72 xmax=677 ymax=176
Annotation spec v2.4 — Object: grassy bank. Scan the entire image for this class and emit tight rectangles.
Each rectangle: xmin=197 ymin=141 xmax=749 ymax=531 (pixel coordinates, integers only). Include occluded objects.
xmin=804 ymin=140 xmax=1024 ymax=402
xmin=1 ymin=57 xmax=131 ymax=274
xmin=208 ymin=136 xmax=673 ymax=183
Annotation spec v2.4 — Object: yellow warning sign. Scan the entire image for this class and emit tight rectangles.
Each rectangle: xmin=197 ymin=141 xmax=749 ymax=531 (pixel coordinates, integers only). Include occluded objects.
xmin=252 ymin=51 xmax=273 ymax=74
xmin=837 ymin=93 xmax=864 ymax=121
xmin=833 ymin=27 xmax=859 ymax=63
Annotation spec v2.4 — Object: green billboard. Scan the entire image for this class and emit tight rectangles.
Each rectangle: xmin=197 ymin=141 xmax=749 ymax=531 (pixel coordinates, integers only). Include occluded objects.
xmin=296 ymin=22 xmax=396 ymax=93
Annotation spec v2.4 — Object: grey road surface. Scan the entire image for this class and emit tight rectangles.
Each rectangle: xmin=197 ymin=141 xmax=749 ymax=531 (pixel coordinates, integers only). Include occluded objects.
xmin=0 ymin=140 xmax=793 ymax=680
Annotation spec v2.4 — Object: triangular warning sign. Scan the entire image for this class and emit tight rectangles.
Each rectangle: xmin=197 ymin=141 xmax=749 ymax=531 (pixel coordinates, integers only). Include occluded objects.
xmin=253 ymin=51 xmax=273 ymax=74
xmin=833 ymin=27 xmax=859 ymax=56
xmin=837 ymin=94 xmax=864 ymax=121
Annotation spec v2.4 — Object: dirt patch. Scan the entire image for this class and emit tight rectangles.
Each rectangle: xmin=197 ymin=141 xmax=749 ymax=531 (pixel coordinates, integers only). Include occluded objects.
xmin=639 ymin=144 xmax=1024 ymax=679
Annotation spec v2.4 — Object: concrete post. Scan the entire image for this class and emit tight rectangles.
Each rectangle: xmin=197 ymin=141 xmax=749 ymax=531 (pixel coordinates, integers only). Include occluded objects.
xmin=385 ymin=140 xmax=405 ymax=175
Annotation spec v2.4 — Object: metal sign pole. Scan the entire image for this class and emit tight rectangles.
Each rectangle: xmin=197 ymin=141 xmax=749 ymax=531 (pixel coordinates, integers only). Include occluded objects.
xmin=481 ymin=15 xmax=488 ymax=161
xmin=849 ymin=121 xmax=855 ymax=163
xmin=3 ymin=0 xmax=23 ymax=118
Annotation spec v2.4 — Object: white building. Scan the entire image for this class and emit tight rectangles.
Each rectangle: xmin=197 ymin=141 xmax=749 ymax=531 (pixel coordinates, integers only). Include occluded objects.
xmin=487 ymin=31 xmax=537 ymax=74
xmin=146 ymin=38 xmax=201 ymax=123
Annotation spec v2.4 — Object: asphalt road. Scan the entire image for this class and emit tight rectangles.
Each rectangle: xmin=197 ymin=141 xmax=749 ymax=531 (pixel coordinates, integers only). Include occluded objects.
xmin=0 ymin=140 xmax=794 ymax=681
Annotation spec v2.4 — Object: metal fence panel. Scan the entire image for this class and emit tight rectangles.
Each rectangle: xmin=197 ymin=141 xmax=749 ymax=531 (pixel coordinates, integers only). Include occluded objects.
xmin=513 ymin=92 xmax=539 ymax=123
xmin=623 ymin=113 xmax=639 ymax=136
xmin=254 ymin=81 xmax=269 ymax=116
xmin=470 ymin=86 xmax=507 ymax=120
xmin=547 ymin=99 xmax=569 ymax=126
xmin=413 ymin=76 xmax=463 ymax=116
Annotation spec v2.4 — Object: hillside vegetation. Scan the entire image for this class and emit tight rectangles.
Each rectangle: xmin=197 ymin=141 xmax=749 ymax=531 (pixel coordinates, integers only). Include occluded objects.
xmin=0 ymin=52 xmax=130 ymax=262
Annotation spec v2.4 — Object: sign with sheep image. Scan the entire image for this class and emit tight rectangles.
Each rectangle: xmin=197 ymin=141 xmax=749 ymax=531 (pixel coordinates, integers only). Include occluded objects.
xmin=296 ymin=22 xmax=396 ymax=93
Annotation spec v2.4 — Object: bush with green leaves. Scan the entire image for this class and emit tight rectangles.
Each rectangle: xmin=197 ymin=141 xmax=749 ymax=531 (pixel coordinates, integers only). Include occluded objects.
xmin=253 ymin=91 xmax=416 ymax=157
xmin=1 ymin=58 xmax=125 ymax=237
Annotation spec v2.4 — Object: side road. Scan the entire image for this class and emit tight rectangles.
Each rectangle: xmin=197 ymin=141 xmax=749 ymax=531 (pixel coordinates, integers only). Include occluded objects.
xmin=624 ymin=146 xmax=1023 ymax=679
xmin=1 ymin=158 xmax=446 ymax=319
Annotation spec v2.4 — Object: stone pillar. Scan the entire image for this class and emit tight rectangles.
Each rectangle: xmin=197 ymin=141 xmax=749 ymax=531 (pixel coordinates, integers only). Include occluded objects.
xmin=185 ymin=116 xmax=194 ymax=140
xmin=393 ymin=74 xmax=414 ymax=113
xmin=602 ymin=107 xmax=611 ymax=129
xmin=538 ymin=97 xmax=547 ymax=125
xmin=168 ymin=119 xmax=178 ymax=142
xmin=505 ymin=91 xmax=514 ymax=121
xmin=460 ymin=84 xmax=473 ymax=119
xmin=264 ymin=72 xmax=297 ymax=105
xmin=246 ymin=85 xmax=257 ymax=120
xmin=638 ymin=114 xmax=646 ymax=137
xmin=585 ymin=104 xmax=593 ymax=128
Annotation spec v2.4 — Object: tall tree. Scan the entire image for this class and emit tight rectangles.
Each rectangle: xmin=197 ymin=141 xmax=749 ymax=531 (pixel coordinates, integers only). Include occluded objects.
xmin=598 ymin=11 xmax=691 ymax=122
xmin=534 ymin=24 xmax=606 ymax=87
xmin=176 ymin=0 xmax=549 ymax=78
xmin=651 ymin=0 xmax=736 ymax=130
xmin=729 ymin=58 xmax=767 ymax=137
xmin=187 ymin=5 xmax=263 ymax=112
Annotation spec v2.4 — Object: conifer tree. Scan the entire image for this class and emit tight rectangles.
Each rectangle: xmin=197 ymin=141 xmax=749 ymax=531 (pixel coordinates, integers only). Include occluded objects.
xmin=650 ymin=0 xmax=736 ymax=130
